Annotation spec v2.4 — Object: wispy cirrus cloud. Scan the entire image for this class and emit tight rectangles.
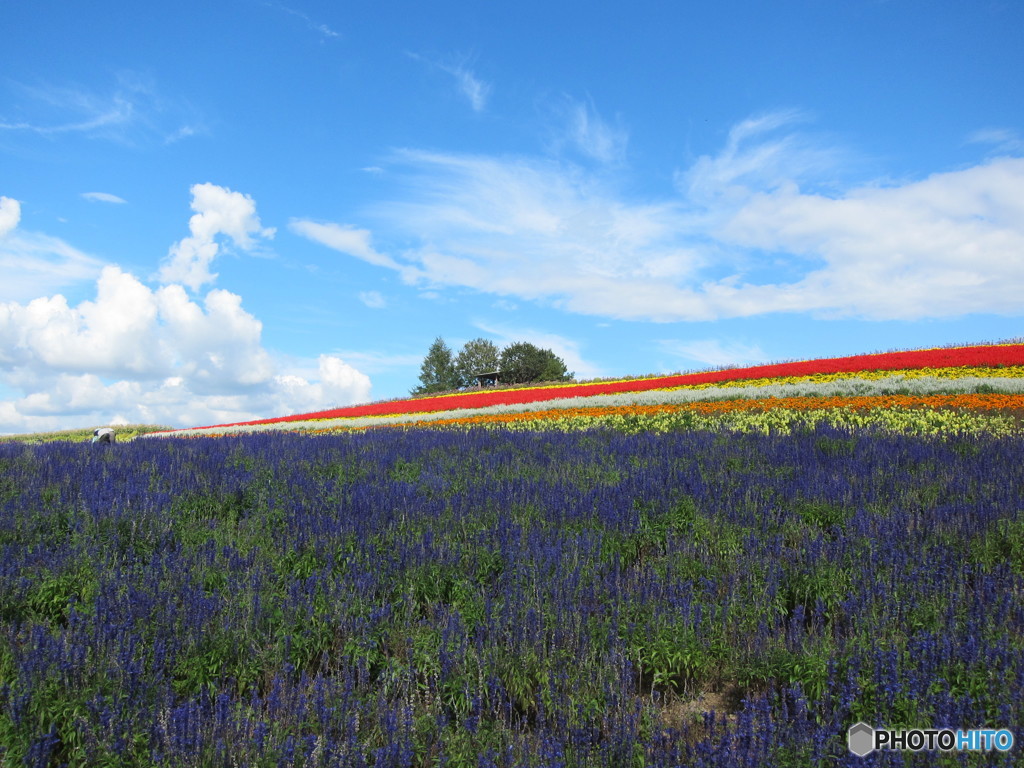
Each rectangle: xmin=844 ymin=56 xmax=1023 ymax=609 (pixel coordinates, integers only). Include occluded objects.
xmin=675 ymin=109 xmax=845 ymax=202
xmin=657 ymin=338 xmax=768 ymax=368
xmin=260 ymin=1 xmax=339 ymax=40
xmin=548 ymin=97 xmax=628 ymax=165
xmin=0 ymin=83 xmax=134 ymax=135
xmin=408 ymin=52 xmax=492 ymax=112
xmin=0 ymin=196 xmax=106 ymax=302
xmin=297 ymin=110 xmax=1024 ymax=323
xmin=471 ymin=321 xmax=604 ymax=380
xmin=968 ymin=127 xmax=1024 ymax=155
xmin=81 ymin=192 xmax=127 ymax=204
xmin=0 ymin=73 xmax=203 ymax=145
xmin=289 ymin=220 xmax=400 ymax=269
xmin=315 ymin=349 xmax=422 ymax=375
xmin=358 ymin=290 xmax=387 ymax=308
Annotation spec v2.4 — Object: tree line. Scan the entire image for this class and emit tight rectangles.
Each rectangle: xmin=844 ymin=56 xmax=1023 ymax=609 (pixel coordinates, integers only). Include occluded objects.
xmin=413 ymin=337 xmax=573 ymax=395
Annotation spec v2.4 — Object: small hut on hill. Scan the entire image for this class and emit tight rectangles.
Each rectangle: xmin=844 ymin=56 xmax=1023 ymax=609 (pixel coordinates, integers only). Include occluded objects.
xmin=473 ymin=370 xmax=501 ymax=387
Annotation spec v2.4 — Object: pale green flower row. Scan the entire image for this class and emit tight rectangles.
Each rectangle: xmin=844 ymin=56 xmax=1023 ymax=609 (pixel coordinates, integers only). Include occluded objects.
xmin=440 ymin=407 xmax=1022 ymax=438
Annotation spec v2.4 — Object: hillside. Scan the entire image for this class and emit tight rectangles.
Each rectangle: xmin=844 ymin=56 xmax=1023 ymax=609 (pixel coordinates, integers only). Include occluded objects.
xmin=2 ymin=389 xmax=1021 ymax=765
xmin=155 ymin=341 xmax=1024 ymax=438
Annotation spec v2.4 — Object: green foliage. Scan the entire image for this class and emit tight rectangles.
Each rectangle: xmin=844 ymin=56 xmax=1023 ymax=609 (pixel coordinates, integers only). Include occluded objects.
xmin=412 ymin=336 xmax=461 ymax=395
xmin=814 ymin=435 xmax=857 ymax=457
xmin=793 ymin=499 xmax=852 ymax=531
xmin=389 ymin=456 xmax=422 ymax=483
xmin=412 ymin=334 xmax=573 ymax=392
xmin=454 ymin=337 xmax=501 ymax=388
xmin=14 ymin=563 xmax=100 ymax=627
xmin=973 ymin=516 xmax=1024 ymax=574
xmin=632 ymin=625 xmax=727 ymax=697
xmin=779 ymin=560 xmax=851 ymax=619
xmin=738 ymin=643 xmax=831 ymax=705
xmin=498 ymin=341 xmax=573 ymax=384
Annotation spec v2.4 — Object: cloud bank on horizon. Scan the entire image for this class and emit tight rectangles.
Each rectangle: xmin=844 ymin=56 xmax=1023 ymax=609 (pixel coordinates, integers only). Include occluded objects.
xmin=1 ymin=0 xmax=1021 ymax=433
xmin=0 ymin=186 xmax=370 ymax=433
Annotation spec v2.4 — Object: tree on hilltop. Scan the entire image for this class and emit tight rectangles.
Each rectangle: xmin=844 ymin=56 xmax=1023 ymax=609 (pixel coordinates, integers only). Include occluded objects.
xmin=498 ymin=342 xmax=573 ymax=385
xmin=455 ymin=338 xmax=501 ymax=388
xmin=412 ymin=337 xmax=460 ymax=395
xmin=414 ymin=337 xmax=573 ymax=391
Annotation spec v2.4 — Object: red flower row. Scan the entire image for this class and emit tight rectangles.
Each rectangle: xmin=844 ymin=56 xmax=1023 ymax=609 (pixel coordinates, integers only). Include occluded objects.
xmin=198 ymin=343 xmax=1024 ymax=430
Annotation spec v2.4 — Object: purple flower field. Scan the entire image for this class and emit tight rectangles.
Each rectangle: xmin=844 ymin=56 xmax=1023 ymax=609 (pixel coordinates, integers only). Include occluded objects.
xmin=1 ymin=426 xmax=1021 ymax=766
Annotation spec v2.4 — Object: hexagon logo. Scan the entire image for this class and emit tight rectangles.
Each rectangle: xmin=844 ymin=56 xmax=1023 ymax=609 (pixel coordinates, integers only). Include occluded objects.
xmin=848 ymin=721 xmax=875 ymax=757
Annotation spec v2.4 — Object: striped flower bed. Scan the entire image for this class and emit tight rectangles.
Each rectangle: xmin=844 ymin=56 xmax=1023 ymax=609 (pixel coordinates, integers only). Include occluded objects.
xmin=154 ymin=342 xmax=1024 ymax=438
xmin=385 ymin=393 xmax=1024 ymax=437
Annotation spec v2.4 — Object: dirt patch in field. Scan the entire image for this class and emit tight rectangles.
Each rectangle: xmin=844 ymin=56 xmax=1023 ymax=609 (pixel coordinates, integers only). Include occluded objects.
xmin=657 ymin=683 xmax=744 ymax=731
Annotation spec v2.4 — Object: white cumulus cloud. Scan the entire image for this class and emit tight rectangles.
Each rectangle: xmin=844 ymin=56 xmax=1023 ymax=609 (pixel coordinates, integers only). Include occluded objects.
xmin=158 ymin=183 xmax=276 ymax=291
xmin=271 ymin=355 xmax=372 ymax=415
xmin=0 ymin=197 xmax=20 ymax=236
xmin=0 ymin=268 xmax=373 ymax=433
xmin=0 ymin=187 xmax=371 ymax=435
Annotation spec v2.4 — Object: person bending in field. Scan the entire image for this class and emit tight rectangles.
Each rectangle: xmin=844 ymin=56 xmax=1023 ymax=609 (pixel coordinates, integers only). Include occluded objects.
xmin=92 ymin=428 xmax=115 ymax=444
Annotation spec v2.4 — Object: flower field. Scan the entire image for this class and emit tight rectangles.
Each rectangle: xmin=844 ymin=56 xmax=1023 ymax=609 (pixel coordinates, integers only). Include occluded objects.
xmin=2 ymin=342 xmax=1023 ymax=766
xmin=158 ymin=342 xmax=1024 ymax=438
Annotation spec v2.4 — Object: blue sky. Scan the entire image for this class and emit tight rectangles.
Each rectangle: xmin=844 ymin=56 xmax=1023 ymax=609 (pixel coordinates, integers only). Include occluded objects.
xmin=1 ymin=0 xmax=1022 ymax=432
